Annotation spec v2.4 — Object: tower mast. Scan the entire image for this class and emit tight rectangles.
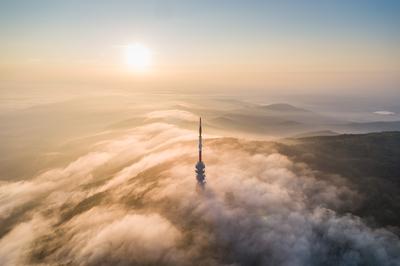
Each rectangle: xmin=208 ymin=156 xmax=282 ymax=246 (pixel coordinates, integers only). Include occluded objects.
xmin=199 ymin=117 xmax=202 ymax=162
xmin=195 ymin=117 xmax=206 ymax=186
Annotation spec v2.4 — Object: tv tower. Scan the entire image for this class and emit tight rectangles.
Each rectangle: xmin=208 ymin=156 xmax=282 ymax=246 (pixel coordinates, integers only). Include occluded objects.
xmin=195 ymin=117 xmax=206 ymax=187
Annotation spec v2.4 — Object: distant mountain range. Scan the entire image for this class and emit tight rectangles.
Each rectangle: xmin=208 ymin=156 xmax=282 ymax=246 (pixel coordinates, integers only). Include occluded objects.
xmin=293 ymin=130 xmax=339 ymax=138
xmin=108 ymin=102 xmax=400 ymax=137
xmin=209 ymin=103 xmax=400 ymax=137
xmin=258 ymin=103 xmax=311 ymax=112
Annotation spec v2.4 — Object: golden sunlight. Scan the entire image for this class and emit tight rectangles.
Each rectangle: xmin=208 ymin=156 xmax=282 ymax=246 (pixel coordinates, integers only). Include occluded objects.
xmin=125 ymin=43 xmax=152 ymax=72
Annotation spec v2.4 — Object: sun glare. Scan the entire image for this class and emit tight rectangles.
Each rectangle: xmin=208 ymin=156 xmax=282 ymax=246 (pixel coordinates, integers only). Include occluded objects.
xmin=125 ymin=43 xmax=152 ymax=72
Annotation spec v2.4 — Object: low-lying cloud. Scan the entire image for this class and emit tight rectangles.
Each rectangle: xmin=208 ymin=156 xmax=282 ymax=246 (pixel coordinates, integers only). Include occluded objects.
xmin=0 ymin=121 xmax=399 ymax=266
xmin=374 ymin=110 xmax=395 ymax=116
xmin=145 ymin=109 xmax=199 ymax=122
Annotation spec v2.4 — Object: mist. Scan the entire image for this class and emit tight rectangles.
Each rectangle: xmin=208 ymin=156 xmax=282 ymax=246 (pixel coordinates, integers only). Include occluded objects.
xmin=0 ymin=103 xmax=399 ymax=265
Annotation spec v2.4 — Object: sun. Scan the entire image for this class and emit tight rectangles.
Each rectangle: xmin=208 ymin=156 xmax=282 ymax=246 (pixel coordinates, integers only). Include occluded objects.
xmin=125 ymin=43 xmax=152 ymax=72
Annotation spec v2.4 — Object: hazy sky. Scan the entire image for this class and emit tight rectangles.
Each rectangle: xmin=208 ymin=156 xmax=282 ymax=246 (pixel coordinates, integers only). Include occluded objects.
xmin=0 ymin=0 xmax=399 ymax=95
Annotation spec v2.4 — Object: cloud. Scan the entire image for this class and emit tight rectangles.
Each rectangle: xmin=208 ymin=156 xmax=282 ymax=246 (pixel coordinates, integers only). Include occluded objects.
xmin=0 ymin=152 xmax=111 ymax=220
xmin=0 ymin=122 xmax=399 ymax=266
xmin=0 ymin=215 xmax=49 ymax=266
xmin=374 ymin=111 xmax=395 ymax=115
xmin=50 ymin=207 xmax=182 ymax=265
xmin=145 ymin=109 xmax=198 ymax=122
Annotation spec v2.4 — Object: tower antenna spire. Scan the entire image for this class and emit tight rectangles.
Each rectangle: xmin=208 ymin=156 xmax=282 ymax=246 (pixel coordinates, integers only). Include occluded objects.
xmin=195 ymin=117 xmax=206 ymax=187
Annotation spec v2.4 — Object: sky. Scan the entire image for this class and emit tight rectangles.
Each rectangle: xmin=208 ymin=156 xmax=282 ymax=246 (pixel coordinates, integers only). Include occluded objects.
xmin=0 ymin=0 xmax=399 ymax=97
